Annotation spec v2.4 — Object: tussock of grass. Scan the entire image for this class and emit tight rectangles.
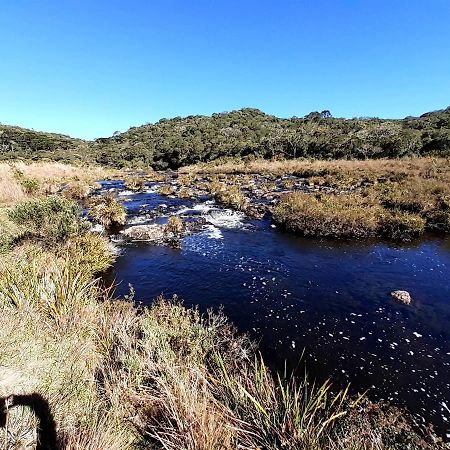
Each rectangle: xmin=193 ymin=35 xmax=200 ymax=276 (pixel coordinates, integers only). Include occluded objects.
xmin=63 ymin=179 xmax=100 ymax=200
xmin=207 ymin=181 xmax=248 ymax=210
xmin=88 ymin=194 xmax=126 ymax=229
xmin=177 ymin=186 xmax=194 ymax=198
xmin=165 ymin=216 xmax=184 ymax=234
xmin=62 ymin=233 xmax=117 ymax=276
xmin=124 ymin=176 xmax=146 ymax=192
xmin=158 ymin=185 xmax=176 ymax=196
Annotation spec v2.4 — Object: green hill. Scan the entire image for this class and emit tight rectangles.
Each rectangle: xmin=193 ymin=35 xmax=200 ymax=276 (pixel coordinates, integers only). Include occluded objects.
xmin=0 ymin=124 xmax=89 ymax=163
xmin=2 ymin=107 xmax=450 ymax=168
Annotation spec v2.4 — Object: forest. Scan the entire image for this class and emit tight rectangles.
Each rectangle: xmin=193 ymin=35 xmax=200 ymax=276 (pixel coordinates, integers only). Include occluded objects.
xmin=1 ymin=107 xmax=450 ymax=169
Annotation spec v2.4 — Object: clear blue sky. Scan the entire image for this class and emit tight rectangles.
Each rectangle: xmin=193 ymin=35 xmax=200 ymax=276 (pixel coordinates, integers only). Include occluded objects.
xmin=1 ymin=0 xmax=449 ymax=139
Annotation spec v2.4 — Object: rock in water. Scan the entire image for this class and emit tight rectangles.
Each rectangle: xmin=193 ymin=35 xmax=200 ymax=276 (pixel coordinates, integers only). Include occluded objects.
xmin=391 ymin=290 xmax=412 ymax=305
xmin=121 ymin=224 xmax=166 ymax=242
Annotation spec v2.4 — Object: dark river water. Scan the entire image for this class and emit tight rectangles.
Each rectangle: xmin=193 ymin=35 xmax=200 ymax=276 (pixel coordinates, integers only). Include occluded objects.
xmin=99 ymin=180 xmax=450 ymax=439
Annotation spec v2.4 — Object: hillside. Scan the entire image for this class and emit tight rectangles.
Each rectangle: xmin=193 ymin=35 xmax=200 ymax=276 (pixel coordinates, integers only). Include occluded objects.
xmin=2 ymin=107 xmax=450 ymax=168
xmin=0 ymin=124 xmax=89 ymax=162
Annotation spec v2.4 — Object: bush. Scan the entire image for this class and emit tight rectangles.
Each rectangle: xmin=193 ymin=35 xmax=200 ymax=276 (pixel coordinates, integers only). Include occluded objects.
xmin=20 ymin=177 xmax=40 ymax=194
xmin=88 ymin=194 xmax=126 ymax=229
xmin=7 ymin=196 xmax=87 ymax=245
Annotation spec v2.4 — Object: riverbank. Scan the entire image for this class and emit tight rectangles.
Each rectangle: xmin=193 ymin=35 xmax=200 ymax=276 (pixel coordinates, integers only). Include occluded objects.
xmin=0 ymin=162 xmax=447 ymax=448
xmin=176 ymin=157 xmax=450 ymax=240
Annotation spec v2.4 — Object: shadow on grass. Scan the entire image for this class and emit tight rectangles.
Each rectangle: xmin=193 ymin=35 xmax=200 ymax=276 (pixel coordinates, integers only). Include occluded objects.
xmin=0 ymin=393 xmax=57 ymax=450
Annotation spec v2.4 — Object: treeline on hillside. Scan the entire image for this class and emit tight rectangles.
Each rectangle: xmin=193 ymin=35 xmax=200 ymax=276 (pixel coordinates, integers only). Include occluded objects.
xmin=2 ymin=107 xmax=450 ymax=168
xmin=0 ymin=125 xmax=89 ymax=162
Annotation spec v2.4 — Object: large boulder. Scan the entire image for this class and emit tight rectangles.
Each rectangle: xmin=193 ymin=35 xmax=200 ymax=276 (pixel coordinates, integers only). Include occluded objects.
xmin=121 ymin=224 xmax=166 ymax=242
xmin=391 ymin=290 xmax=412 ymax=305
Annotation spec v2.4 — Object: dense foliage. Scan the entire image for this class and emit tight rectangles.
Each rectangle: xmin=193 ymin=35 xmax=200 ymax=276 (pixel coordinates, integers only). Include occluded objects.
xmin=0 ymin=125 xmax=88 ymax=161
xmin=2 ymin=107 xmax=450 ymax=168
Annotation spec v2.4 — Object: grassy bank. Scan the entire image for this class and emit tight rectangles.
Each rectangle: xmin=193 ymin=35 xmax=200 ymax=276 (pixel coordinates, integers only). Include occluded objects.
xmin=0 ymin=163 xmax=446 ymax=448
xmin=0 ymin=162 xmax=111 ymax=206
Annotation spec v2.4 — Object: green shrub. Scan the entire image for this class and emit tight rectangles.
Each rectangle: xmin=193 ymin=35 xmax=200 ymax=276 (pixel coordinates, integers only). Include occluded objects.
xmin=20 ymin=177 xmax=40 ymax=194
xmin=0 ymin=213 xmax=24 ymax=253
xmin=7 ymin=196 xmax=87 ymax=245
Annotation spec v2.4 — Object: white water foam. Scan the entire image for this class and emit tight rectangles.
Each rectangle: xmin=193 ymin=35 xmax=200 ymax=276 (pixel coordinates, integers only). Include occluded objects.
xmin=177 ymin=203 xmax=215 ymax=215
xmin=203 ymin=225 xmax=223 ymax=240
xmin=127 ymin=215 xmax=150 ymax=225
xmin=203 ymin=209 xmax=246 ymax=229
xmin=118 ymin=190 xmax=135 ymax=196
xmin=90 ymin=223 xmax=105 ymax=233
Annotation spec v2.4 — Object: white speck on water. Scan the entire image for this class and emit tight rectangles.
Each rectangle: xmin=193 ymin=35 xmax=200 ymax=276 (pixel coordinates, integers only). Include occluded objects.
xmin=413 ymin=332 xmax=423 ymax=338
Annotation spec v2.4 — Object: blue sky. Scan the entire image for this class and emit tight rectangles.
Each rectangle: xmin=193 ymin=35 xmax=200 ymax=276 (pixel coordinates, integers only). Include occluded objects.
xmin=1 ymin=0 xmax=449 ymax=139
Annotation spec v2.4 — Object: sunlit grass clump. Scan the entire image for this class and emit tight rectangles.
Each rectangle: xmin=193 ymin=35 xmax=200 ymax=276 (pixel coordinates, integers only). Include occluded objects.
xmin=207 ymin=181 xmax=248 ymax=210
xmin=158 ymin=185 xmax=176 ymax=196
xmin=165 ymin=215 xmax=184 ymax=234
xmin=124 ymin=175 xmax=146 ymax=192
xmin=273 ymin=192 xmax=381 ymax=238
xmin=88 ymin=193 xmax=126 ymax=229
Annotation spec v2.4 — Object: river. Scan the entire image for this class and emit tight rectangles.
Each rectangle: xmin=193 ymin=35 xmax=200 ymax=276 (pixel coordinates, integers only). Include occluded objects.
xmin=99 ymin=179 xmax=450 ymax=439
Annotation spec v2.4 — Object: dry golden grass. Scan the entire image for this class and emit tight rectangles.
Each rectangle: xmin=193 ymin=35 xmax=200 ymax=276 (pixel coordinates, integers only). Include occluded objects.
xmin=87 ymin=194 xmax=126 ymax=229
xmin=183 ymin=158 xmax=450 ymax=239
xmin=165 ymin=216 xmax=184 ymax=234
xmin=181 ymin=157 xmax=450 ymax=181
xmin=158 ymin=184 xmax=176 ymax=196
xmin=0 ymin=162 xmax=110 ymax=206
xmin=273 ymin=192 xmax=427 ymax=239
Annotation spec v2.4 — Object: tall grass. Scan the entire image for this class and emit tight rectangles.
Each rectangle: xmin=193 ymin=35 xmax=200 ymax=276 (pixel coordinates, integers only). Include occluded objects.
xmin=0 ymin=162 xmax=109 ymax=205
xmin=0 ymin=259 xmax=444 ymax=449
